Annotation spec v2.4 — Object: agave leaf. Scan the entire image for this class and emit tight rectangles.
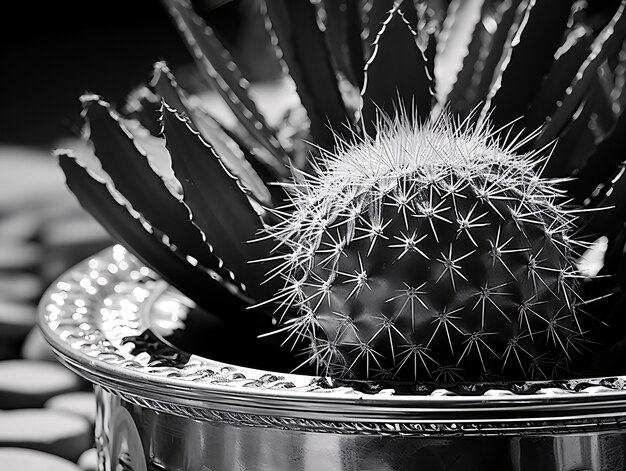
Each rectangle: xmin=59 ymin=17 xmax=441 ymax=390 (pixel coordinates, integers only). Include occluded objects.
xmin=262 ymin=0 xmax=351 ymax=150
xmin=160 ymin=103 xmax=282 ymax=301
xmin=444 ymin=0 xmax=494 ymax=114
xmin=319 ymin=0 xmax=366 ymax=88
xmin=57 ymin=151 xmax=252 ymax=315
xmin=81 ymin=95 xmax=240 ymax=285
xmin=477 ymin=0 xmax=534 ymax=124
xmin=613 ymin=37 xmax=626 ymax=114
xmin=423 ymin=34 xmax=438 ymax=93
xmin=359 ymin=0 xmax=385 ymax=59
xmin=396 ymin=0 xmax=419 ymax=28
xmin=597 ymin=218 xmax=626 ymax=280
xmin=524 ymin=26 xmax=595 ymax=132
xmin=121 ymin=85 xmax=162 ymax=136
xmin=537 ymin=0 xmax=626 ymax=147
xmin=162 ymin=0 xmax=287 ymax=164
xmin=542 ymin=85 xmax=598 ymax=177
xmin=547 ymin=64 xmax=623 ymax=187
xmin=593 ymin=62 xmax=619 ymax=135
xmin=564 ymin=96 xmax=626 ymax=202
xmin=467 ymin=0 xmax=526 ymax=116
xmin=582 ymin=227 xmax=626 ymax=373
xmin=362 ymin=0 xmax=441 ymax=104
xmin=437 ymin=0 xmax=481 ymax=58
xmin=150 ymin=62 xmax=188 ymax=111
xmin=576 ymin=160 xmax=626 ymax=243
xmin=216 ymin=126 xmax=289 ymax=216
xmin=573 ymin=218 xmax=626 ymax=356
xmin=181 ymin=109 xmax=284 ymax=208
xmin=150 ymin=61 xmax=285 ymax=208
xmin=487 ymin=0 xmax=575 ymax=129
xmin=360 ymin=1 xmax=435 ymax=135
xmin=580 ymin=238 xmax=626 ymax=367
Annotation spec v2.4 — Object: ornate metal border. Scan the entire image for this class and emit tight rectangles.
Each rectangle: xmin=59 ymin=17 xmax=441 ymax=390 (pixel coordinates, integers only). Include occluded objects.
xmin=96 ymin=384 xmax=626 ymax=436
xmin=39 ymin=245 xmax=626 ymax=436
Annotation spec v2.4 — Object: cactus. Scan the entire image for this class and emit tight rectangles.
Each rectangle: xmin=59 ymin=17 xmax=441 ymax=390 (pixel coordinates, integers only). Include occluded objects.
xmin=58 ymin=0 xmax=626 ymax=383
xmin=270 ymin=115 xmax=582 ymax=381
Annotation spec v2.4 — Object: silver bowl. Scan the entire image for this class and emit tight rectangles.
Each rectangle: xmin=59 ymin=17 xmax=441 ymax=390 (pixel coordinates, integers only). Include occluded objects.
xmin=39 ymin=246 xmax=626 ymax=470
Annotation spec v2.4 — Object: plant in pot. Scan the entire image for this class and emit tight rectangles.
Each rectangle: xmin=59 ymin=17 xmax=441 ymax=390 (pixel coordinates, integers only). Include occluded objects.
xmin=41 ymin=0 xmax=626 ymax=470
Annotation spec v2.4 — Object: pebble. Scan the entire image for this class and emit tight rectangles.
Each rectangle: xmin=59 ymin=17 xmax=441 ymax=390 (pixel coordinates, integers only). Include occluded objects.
xmin=0 ymin=301 xmax=36 ymax=338
xmin=45 ymin=391 xmax=97 ymax=425
xmin=0 ymin=360 xmax=82 ymax=409
xmin=0 ymin=147 xmax=102 ymax=467
xmin=0 ymin=302 xmax=36 ymax=360
xmin=0 ymin=147 xmax=74 ymax=213
xmin=0 ymin=211 xmax=41 ymax=241
xmin=0 ymin=241 xmax=41 ymax=271
xmin=40 ymin=213 xmax=109 ymax=248
xmin=0 ymin=447 xmax=81 ymax=471
xmin=0 ymin=273 xmax=42 ymax=303
xmin=39 ymin=215 xmax=110 ymax=283
xmin=21 ymin=325 xmax=58 ymax=362
xmin=77 ymin=447 xmax=98 ymax=471
xmin=0 ymin=409 xmax=92 ymax=462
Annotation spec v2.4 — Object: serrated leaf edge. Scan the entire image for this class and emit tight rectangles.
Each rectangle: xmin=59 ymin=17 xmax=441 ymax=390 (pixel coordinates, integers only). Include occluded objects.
xmin=358 ymin=1 xmax=436 ymax=126
xmin=55 ymin=148 xmax=250 ymax=301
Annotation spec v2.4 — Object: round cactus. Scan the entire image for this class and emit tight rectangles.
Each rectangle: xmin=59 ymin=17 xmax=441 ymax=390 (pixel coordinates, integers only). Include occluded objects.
xmin=270 ymin=115 xmax=584 ymax=382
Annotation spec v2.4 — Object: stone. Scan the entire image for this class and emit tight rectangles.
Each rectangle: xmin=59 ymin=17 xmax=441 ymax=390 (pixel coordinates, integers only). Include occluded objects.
xmin=0 ymin=360 xmax=82 ymax=409
xmin=0 ymin=241 xmax=41 ymax=270
xmin=21 ymin=325 xmax=58 ymax=362
xmin=0 ymin=273 xmax=42 ymax=303
xmin=0 ymin=211 xmax=40 ymax=241
xmin=0 ymin=302 xmax=36 ymax=360
xmin=0 ymin=409 xmax=92 ymax=462
xmin=77 ymin=448 xmax=98 ymax=471
xmin=45 ymin=391 xmax=97 ymax=425
xmin=0 ymin=447 xmax=81 ymax=471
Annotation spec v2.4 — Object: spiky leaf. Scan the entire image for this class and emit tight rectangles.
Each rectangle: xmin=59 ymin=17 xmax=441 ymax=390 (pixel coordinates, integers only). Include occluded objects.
xmin=577 ymin=163 xmax=626 ymax=241
xmin=81 ymin=95 xmax=236 ymax=283
xmin=360 ymin=2 xmax=435 ymax=135
xmin=524 ymin=26 xmax=595 ymax=132
xmin=470 ymin=0 xmax=527 ymax=116
xmin=567 ymin=105 xmax=626 ymax=202
xmin=57 ymin=151 xmax=252 ymax=315
xmin=160 ymin=103 xmax=282 ymax=300
xmin=163 ymin=0 xmax=287 ymax=163
xmin=263 ymin=0 xmax=350 ymax=150
xmin=488 ymin=0 xmax=575 ymax=129
xmin=122 ymin=85 xmax=162 ymax=136
xmin=538 ymin=1 xmax=626 ymax=147
xmin=444 ymin=0 xmax=493 ymax=115
xmin=150 ymin=61 xmax=283 ymax=207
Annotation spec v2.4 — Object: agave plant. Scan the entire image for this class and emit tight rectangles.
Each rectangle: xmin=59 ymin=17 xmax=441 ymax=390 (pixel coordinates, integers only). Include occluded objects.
xmin=58 ymin=0 xmax=626 ymax=382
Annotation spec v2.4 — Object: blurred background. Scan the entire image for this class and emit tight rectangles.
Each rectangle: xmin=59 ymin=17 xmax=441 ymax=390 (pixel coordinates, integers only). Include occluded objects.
xmin=0 ymin=1 xmax=272 ymax=468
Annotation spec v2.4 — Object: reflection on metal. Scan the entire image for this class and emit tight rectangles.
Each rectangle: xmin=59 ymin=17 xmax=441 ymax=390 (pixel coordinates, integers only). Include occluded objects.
xmin=94 ymin=386 xmax=626 ymax=470
xmin=94 ymin=388 xmax=147 ymax=471
xmin=41 ymin=245 xmax=626 ymax=470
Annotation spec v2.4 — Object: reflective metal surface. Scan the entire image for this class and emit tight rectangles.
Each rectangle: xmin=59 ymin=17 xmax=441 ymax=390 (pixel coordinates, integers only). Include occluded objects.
xmin=40 ymin=246 xmax=626 ymax=470
xmin=93 ymin=386 xmax=626 ymax=471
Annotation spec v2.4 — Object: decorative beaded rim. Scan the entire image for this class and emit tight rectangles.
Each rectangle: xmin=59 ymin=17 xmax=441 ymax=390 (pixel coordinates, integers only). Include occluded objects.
xmin=39 ymin=245 xmax=626 ymax=435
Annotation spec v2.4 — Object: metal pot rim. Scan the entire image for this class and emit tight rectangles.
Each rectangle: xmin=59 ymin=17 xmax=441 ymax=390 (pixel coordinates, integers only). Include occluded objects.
xmin=39 ymin=245 xmax=626 ymax=434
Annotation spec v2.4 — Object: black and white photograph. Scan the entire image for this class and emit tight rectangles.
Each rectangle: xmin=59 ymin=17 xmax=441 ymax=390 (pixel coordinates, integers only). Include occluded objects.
xmin=2 ymin=1 xmax=626 ymax=469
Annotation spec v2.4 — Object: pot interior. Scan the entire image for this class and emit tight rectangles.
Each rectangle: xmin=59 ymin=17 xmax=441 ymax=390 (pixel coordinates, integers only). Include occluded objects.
xmin=144 ymin=286 xmax=307 ymax=374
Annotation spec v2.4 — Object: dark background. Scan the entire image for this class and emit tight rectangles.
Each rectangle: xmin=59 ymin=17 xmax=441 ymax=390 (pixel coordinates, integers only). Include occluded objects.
xmin=2 ymin=0 xmax=622 ymax=148
xmin=1 ymin=0 xmax=261 ymax=147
